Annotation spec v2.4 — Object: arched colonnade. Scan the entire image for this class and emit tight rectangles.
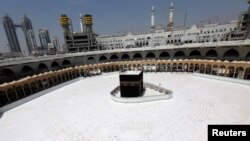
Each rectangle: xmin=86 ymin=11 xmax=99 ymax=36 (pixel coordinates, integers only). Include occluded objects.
xmin=0 ymin=59 xmax=249 ymax=107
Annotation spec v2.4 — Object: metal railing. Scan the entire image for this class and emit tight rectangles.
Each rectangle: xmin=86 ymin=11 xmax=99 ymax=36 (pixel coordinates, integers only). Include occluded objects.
xmin=111 ymin=82 xmax=172 ymax=97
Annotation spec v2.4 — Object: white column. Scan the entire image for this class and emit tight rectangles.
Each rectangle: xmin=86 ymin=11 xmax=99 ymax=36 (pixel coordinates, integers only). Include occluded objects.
xmin=151 ymin=6 xmax=155 ymax=29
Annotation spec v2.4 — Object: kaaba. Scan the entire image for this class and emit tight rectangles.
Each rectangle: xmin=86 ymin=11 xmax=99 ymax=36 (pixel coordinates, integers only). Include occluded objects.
xmin=119 ymin=71 xmax=144 ymax=97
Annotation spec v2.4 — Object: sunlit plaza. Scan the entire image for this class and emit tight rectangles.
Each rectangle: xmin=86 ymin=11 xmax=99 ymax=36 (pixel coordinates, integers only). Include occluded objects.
xmin=0 ymin=72 xmax=249 ymax=141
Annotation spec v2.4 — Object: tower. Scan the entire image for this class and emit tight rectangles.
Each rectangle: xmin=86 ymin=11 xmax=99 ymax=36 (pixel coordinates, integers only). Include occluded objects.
xmin=84 ymin=14 xmax=93 ymax=33
xmin=2 ymin=15 xmax=21 ymax=53
xmin=21 ymin=15 xmax=35 ymax=54
xmin=80 ymin=13 xmax=84 ymax=32
xmin=59 ymin=14 xmax=71 ymax=33
xmin=39 ymin=29 xmax=51 ymax=50
xmin=167 ymin=0 xmax=174 ymax=31
xmin=151 ymin=6 xmax=156 ymax=31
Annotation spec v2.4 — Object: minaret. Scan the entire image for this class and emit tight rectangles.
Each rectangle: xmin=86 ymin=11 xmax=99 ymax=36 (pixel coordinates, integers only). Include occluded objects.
xmin=167 ymin=0 xmax=174 ymax=31
xmin=151 ymin=6 xmax=156 ymax=31
xmin=80 ymin=13 xmax=84 ymax=32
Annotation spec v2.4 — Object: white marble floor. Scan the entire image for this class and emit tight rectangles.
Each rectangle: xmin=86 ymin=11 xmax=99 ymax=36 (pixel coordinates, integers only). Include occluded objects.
xmin=0 ymin=72 xmax=250 ymax=141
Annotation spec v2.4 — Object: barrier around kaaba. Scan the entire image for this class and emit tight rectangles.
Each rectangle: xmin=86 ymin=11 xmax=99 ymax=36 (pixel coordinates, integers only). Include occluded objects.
xmin=110 ymin=82 xmax=173 ymax=103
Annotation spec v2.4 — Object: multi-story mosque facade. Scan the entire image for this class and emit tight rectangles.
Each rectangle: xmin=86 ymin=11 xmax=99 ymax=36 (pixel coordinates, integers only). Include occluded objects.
xmin=97 ymin=1 xmax=249 ymax=50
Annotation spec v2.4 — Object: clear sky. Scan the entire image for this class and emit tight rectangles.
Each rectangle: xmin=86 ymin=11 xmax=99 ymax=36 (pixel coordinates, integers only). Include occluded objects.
xmin=0 ymin=0 xmax=248 ymax=53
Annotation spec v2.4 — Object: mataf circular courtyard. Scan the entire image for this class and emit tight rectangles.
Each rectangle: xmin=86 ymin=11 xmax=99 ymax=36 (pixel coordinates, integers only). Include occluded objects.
xmin=0 ymin=72 xmax=250 ymax=141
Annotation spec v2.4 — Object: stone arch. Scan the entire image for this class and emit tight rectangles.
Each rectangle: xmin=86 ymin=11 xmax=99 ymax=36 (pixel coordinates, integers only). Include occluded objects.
xmin=177 ymin=63 xmax=183 ymax=71
xmin=7 ymin=88 xmax=17 ymax=102
xmin=37 ymin=80 xmax=44 ymax=90
xmin=99 ymin=56 xmax=108 ymax=62
xmin=121 ymin=54 xmax=130 ymax=60
xmin=200 ymin=64 xmax=205 ymax=73
xmin=174 ymin=51 xmax=185 ymax=58
xmin=167 ymin=63 xmax=171 ymax=71
xmin=23 ymin=84 xmax=32 ymax=96
xmin=172 ymin=63 xmax=177 ymax=71
xmin=87 ymin=56 xmax=96 ymax=63
xmin=31 ymin=82 xmax=39 ymax=93
xmin=244 ymin=67 xmax=250 ymax=79
xmin=133 ymin=53 xmax=142 ymax=60
xmin=189 ymin=50 xmax=201 ymax=58
xmin=212 ymin=65 xmax=219 ymax=75
xmin=62 ymin=60 xmax=71 ymax=67
xmin=227 ymin=66 xmax=235 ymax=77
xmin=48 ymin=77 xmax=54 ymax=87
xmin=20 ymin=65 xmax=34 ymax=77
xmin=183 ymin=63 xmax=189 ymax=71
xmin=159 ymin=52 xmax=170 ymax=59
xmin=189 ymin=63 xmax=194 ymax=72
xmin=146 ymin=52 xmax=156 ymax=59
xmin=217 ymin=65 xmax=226 ymax=76
xmin=223 ymin=49 xmax=239 ymax=60
xmin=234 ymin=67 xmax=244 ymax=79
xmin=0 ymin=68 xmax=16 ymax=77
xmin=194 ymin=64 xmax=200 ymax=71
xmin=137 ymin=63 xmax=142 ymax=70
xmin=110 ymin=54 xmax=119 ymax=61
xmin=51 ymin=61 xmax=60 ymax=70
xmin=37 ymin=63 xmax=49 ymax=73
xmin=205 ymin=64 xmax=212 ymax=74
xmin=16 ymin=86 xmax=25 ymax=99
xmin=205 ymin=49 xmax=218 ymax=58
xmin=0 ymin=68 xmax=16 ymax=82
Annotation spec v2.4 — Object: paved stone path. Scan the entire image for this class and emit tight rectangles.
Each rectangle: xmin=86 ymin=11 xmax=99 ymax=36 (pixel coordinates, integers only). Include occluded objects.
xmin=0 ymin=72 xmax=250 ymax=141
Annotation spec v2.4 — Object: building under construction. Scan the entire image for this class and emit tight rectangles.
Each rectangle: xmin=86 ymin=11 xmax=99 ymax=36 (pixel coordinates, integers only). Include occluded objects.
xmin=59 ymin=14 xmax=99 ymax=53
